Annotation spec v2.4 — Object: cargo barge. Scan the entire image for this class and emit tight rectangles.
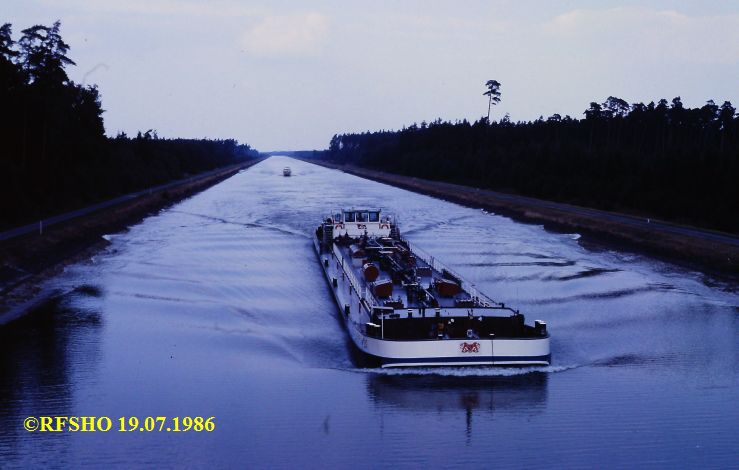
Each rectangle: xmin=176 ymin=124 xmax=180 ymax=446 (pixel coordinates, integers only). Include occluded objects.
xmin=314 ymin=209 xmax=550 ymax=367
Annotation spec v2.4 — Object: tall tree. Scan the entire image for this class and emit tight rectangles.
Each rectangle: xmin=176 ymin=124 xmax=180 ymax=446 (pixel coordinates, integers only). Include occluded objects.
xmin=17 ymin=21 xmax=76 ymax=170
xmin=603 ymin=96 xmax=629 ymax=117
xmin=0 ymin=23 xmax=21 ymax=93
xmin=718 ymin=101 xmax=736 ymax=152
xmin=0 ymin=23 xmax=17 ymax=61
xmin=19 ymin=20 xmax=74 ymax=86
xmin=483 ymin=79 xmax=501 ymax=121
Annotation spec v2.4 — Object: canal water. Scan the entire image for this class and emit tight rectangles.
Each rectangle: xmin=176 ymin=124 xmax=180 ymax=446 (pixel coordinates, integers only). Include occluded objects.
xmin=1 ymin=156 xmax=737 ymax=468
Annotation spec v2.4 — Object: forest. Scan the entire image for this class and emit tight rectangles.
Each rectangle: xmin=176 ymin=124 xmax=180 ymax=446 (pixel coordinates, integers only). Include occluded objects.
xmin=326 ymin=96 xmax=739 ymax=233
xmin=0 ymin=22 xmax=256 ymax=230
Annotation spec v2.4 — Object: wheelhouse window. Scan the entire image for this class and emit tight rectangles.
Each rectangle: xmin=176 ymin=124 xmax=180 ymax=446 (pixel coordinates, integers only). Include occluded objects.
xmin=344 ymin=211 xmax=356 ymax=222
xmin=357 ymin=212 xmax=368 ymax=222
xmin=369 ymin=212 xmax=380 ymax=222
xmin=334 ymin=213 xmax=342 ymax=222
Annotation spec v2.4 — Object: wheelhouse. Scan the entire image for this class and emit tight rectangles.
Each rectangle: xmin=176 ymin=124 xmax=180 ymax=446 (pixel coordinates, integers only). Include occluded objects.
xmin=327 ymin=209 xmax=393 ymax=239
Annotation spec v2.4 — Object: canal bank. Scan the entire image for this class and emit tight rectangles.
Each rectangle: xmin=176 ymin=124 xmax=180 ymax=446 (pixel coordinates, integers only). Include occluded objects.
xmin=302 ymin=159 xmax=739 ymax=276
xmin=0 ymin=158 xmax=264 ymax=325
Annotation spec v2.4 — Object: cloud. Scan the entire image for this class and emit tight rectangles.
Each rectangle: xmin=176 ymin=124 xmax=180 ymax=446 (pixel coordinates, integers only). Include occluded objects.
xmin=240 ymin=12 xmax=329 ymax=58
xmin=545 ymin=6 xmax=739 ymax=65
xmin=40 ymin=0 xmax=260 ymax=18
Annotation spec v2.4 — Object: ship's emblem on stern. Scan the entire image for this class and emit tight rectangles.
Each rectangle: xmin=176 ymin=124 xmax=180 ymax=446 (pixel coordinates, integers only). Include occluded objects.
xmin=460 ymin=342 xmax=480 ymax=353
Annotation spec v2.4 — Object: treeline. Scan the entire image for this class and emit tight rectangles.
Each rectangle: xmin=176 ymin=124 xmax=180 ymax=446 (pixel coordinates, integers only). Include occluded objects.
xmin=327 ymin=96 xmax=739 ymax=233
xmin=0 ymin=22 xmax=256 ymax=229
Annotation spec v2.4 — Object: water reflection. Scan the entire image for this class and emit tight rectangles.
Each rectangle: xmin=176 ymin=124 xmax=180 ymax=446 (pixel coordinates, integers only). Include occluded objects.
xmin=0 ymin=291 xmax=102 ymax=464
xmin=367 ymin=372 xmax=547 ymax=440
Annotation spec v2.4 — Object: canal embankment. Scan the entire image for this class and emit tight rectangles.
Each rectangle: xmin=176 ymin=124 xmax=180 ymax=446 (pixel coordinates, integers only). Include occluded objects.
xmin=0 ymin=158 xmax=264 ymax=325
xmin=303 ymin=159 xmax=739 ymax=276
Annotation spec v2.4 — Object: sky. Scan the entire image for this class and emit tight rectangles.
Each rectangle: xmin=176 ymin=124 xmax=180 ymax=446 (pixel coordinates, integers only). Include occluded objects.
xmin=5 ymin=0 xmax=739 ymax=150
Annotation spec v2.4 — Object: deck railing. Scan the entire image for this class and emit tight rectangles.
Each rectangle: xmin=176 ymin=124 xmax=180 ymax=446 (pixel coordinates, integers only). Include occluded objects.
xmin=331 ymin=243 xmax=380 ymax=312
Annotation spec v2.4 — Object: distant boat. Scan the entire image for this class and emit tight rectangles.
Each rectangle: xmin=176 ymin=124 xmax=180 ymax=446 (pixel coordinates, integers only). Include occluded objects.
xmin=283 ymin=167 xmax=291 ymax=177
xmin=314 ymin=208 xmax=550 ymax=367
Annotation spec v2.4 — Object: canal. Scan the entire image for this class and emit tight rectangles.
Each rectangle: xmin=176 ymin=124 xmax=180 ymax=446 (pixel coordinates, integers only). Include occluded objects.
xmin=1 ymin=156 xmax=737 ymax=468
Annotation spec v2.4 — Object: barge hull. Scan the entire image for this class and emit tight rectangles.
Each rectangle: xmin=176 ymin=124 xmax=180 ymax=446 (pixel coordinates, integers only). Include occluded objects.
xmin=314 ymin=237 xmax=550 ymax=368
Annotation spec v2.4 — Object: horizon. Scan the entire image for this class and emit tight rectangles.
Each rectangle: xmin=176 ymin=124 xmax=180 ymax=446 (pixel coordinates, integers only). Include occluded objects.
xmin=6 ymin=0 xmax=739 ymax=151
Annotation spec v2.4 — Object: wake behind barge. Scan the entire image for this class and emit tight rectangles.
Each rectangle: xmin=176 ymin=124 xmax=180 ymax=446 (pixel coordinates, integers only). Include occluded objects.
xmin=314 ymin=209 xmax=550 ymax=368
